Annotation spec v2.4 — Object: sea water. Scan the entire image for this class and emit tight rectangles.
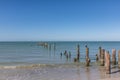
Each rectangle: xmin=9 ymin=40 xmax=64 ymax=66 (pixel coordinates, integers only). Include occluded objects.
xmin=0 ymin=41 xmax=120 ymax=66
xmin=0 ymin=41 xmax=120 ymax=80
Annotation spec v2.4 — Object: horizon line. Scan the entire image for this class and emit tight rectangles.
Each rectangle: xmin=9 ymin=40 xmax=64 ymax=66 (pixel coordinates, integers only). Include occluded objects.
xmin=0 ymin=40 xmax=120 ymax=42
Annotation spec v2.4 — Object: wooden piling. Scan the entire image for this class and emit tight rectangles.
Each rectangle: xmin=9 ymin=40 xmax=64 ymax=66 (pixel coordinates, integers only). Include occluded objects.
xmin=96 ymin=54 xmax=99 ymax=61
xmin=105 ymin=51 xmax=111 ymax=74
xmin=86 ymin=47 xmax=89 ymax=58
xmin=99 ymin=46 xmax=102 ymax=61
xmin=86 ymin=57 xmax=90 ymax=66
xmin=112 ymin=49 xmax=116 ymax=65
xmin=100 ymin=49 xmax=105 ymax=66
xmin=64 ymin=50 xmax=67 ymax=56
xmin=118 ymin=50 xmax=120 ymax=68
xmin=74 ymin=58 xmax=77 ymax=62
xmin=86 ymin=47 xmax=90 ymax=66
xmin=60 ymin=52 xmax=62 ymax=57
xmin=77 ymin=44 xmax=80 ymax=61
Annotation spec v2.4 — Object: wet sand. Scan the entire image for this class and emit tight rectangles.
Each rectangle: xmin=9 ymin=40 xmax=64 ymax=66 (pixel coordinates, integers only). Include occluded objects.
xmin=0 ymin=63 xmax=120 ymax=80
xmin=100 ymin=77 xmax=120 ymax=80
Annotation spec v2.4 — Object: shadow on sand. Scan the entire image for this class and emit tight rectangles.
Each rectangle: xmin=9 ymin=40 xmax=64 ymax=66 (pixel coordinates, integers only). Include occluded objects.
xmin=111 ymin=70 xmax=120 ymax=74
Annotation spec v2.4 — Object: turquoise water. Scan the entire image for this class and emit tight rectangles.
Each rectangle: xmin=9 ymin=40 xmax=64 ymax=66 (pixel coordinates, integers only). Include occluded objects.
xmin=0 ymin=41 xmax=120 ymax=66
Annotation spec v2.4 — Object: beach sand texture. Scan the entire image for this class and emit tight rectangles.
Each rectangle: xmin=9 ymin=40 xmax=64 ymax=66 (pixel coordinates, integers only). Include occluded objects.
xmin=99 ymin=77 xmax=120 ymax=80
xmin=0 ymin=63 xmax=120 ymax=80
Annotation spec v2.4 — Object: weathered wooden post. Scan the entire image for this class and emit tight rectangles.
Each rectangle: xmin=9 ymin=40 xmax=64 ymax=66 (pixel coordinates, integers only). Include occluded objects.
xmin=74 ymin=58 xmax=77 ymax=62
xmin=77 ymin=44 xmax=80 ymax=61
xmin=96 ymin=54 xmax=99 ymax=61
xmin=64 ymin=50 xmax=67 ymax=56
xmin=60 ymin=52 xmax=62 ymax=58
xmin=86 ymin=46 xmax=90 ymax=66
xmin=86 ymin=47 xmax=89 ymax=58
xmin=105 ymin=51 xmax=111 ymax=74
xmin=100 ymin=49 xmax=105 ymax=66
xmin=112 ymin=49 xmax=116 ymax=65
xmin=118 ymin=50 xmax=120 ymax=68
xmin=99 ymin=46 xmax=102 ymax=61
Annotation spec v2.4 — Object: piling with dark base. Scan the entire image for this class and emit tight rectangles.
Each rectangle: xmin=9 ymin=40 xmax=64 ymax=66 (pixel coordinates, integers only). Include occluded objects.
xmin=112 ymin=49 xmax=116 ymax=65
xmin=100 ymin=49 xmax=105 ymax=66
xmin=64 ymin=50 xmax=67 ymax=56
xmin=86 ymin=47 xmax=89 ymax=58
xmin=60 ymin=52 xmax=62 ymax=57
xmin=99 ymin=46 xmax=102 ymax=61
xmin=96 ymin=54 xmax=99 ymax=61
xmin=105 ymin=51 xmax=111 ymax=74
xmin=86 ymin=47 xmax=90 ymax=66
xmin=118 ymin=50 xmax=120 ymax=68
xmin=77 ymin=44 xmax=80 ymax=61
xmin=74 ymin=58 xmax=77 ymax=62
xmin=86 ymin=57 xmax=90 ymax=66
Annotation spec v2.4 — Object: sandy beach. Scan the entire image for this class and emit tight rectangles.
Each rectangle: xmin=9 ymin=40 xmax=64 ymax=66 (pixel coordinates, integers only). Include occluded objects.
xmin=0 ymin=63 xmax=120 ymax=80
xmin=100 ymin=77 xmax=120 ymax=80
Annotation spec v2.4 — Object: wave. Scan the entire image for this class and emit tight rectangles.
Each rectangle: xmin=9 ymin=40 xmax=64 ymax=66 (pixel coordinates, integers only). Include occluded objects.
xmin=0 ymin=64 xmax=48 ymax=69
xmin=0 ymin=62 xmax=99 ymax=69
xmin=0 ymin=63 xmax=71 ymax=69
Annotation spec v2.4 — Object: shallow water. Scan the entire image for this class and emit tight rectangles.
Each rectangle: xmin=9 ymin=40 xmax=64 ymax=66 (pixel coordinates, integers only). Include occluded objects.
xmin=0 ymin=41 xmax=120 ymax=66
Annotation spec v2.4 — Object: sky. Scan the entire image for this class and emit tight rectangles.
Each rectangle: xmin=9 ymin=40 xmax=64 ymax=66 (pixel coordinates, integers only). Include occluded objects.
xmin=0 ymin=0 xmax=120 ymax=41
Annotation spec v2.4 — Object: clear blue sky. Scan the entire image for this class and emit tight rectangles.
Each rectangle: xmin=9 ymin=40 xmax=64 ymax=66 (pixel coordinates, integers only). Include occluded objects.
xmin=0 ymin=0 xmax=120 ymax=41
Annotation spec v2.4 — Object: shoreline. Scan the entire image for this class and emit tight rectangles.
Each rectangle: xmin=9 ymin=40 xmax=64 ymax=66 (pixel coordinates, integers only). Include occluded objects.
xmin=0 ymin=62 xmax=120 ymax=80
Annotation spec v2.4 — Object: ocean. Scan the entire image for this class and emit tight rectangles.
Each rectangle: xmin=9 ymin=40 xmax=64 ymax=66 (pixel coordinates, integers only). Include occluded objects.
xmin=0 ymin=41 xmax=120 ymax=80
